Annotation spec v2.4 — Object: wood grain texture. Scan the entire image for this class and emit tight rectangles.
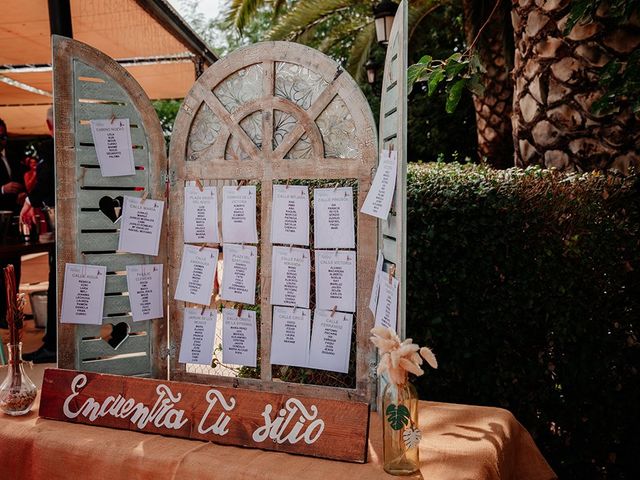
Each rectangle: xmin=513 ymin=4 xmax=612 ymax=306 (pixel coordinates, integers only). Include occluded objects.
xmin=39 ymin=368 xmax=370 ymax=463
xmin=168 ymin=42 xmax=378 ymax=405
xmin=53 ymin=35 xmax=168 ymax=378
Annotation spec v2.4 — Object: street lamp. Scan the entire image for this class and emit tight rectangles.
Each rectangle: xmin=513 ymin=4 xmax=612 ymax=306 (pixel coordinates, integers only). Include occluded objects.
xmin=373 ymin=0 xmax=398 ymax=46
xmin=365 ymin=59 xmax=377 ymax=85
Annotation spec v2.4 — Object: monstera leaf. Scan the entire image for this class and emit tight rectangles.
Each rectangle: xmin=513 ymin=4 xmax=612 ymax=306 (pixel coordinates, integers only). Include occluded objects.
xmin=386 ymin=404 xmax=411 ymax=431
xmin=403 ymin=426 xmax=422 ymax=449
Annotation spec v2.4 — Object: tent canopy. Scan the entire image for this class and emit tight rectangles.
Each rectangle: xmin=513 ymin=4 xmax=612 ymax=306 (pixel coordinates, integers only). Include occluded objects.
xmin=1 ymin=0 xmax=218 ymax=136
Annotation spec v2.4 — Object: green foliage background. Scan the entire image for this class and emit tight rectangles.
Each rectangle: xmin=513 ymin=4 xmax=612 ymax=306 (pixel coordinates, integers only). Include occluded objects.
xmin=406 ymin=163 xmax=640 ymax=479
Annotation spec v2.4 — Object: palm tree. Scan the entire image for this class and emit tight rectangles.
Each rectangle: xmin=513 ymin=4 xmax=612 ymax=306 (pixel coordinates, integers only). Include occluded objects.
xmin=225 ymin=0 xmax=444 ymax=82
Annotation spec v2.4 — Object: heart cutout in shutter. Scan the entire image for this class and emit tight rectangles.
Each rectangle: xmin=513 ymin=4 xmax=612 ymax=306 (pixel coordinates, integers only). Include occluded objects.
xmin=100 ymin=322 xmax=130 ymax=350
xmin=99 ymin=195 xmax=124 ymax=223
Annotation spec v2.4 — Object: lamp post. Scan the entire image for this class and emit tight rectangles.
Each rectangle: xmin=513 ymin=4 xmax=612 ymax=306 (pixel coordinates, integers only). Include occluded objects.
xmin=373 ymin=0 xmax=398 ymax=46
xmin=365 ymin=59 xmax=377 ymax=85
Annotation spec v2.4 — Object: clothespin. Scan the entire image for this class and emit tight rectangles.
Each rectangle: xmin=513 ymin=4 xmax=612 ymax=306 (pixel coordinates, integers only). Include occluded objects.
xmin=285 ymin=178 xmax=290 ymax=189
xmin=389 ymin=143 xmax=395 ymax=152
xmin=333 ymin=182 xmax=339 ymax=191
xmin=110 ymin=113 xmax=116 ymax=124
xmin=334 ymin=248 xmax=339 ymax=256
xmin=199 ymin=243 xmax=208 ymax=251
xmin=236 ymin=180 xmax=245 ymax=191
xmin=201 ymin=304 xmax=207 ymax=315
xmin=289 ymin=244 xmax=294 ymax=253
xmin=195 ymin=179 xmax=204 ymax=192
xmin=388 ymin=264 xmax=396 ymax=285
xmin=330 ymin=305 xmax=337 ymax=317
xmin=293 ymin=305 xmax=297 ymax=314
xmin=237 ymin=304 xmax=244 ymax=317
xmin=140 ymin=191 xmax=149 ymax=204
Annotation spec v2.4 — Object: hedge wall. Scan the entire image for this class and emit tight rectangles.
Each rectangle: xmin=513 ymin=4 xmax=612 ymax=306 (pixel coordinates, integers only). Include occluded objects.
xmin=406 ymin=163 xmax=640 ymax=479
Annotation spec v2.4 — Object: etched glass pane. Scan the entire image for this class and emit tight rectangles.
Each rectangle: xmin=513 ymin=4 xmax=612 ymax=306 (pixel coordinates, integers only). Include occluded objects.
xmin=225 ymin=135 xmax=250 ymax=161
xmin=240 ymin=111 xmax=262 ymax=149
xmin=285 ymin=134 xmax=312 ymax=159
xmin=187 ymin=103 xmax=221 ymax=160
xmin=213 ymin=63 xmax=264 ymax=113
xmin=316 ymin=96 xmax=357 ymax=158
xmin=275 ymin=62 xmax=328 ymax=110
xmin=272 ymin=109 xmax=296 ymax=151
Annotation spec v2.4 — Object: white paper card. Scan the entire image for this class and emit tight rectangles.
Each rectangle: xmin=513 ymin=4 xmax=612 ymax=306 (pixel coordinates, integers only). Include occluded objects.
xmin=126 ymin=264 xmax=163 ymax=322
xmin=184 ymin=185 xmax=220 ymax=244
xmin=222 ymin=308 xmax=257 ymax=367
xmin=118 ymin=196 xmax=164 ymax=256
xmin=313 ymin=187 xmax=355 ymax=249
xmin=178 ymin=307 xmax=217 ymax=365
xmin=222 ymin=185 xmax=258 ymax=244
xmin=174 ymin=245 xmax=219 ymax=305
xmin=270 ymin=246 xmax=310 ymax=308
xmin=89 ymin=118 xmax=135 ymax=177
xmin=220 ymin=243 xmax=257 ymax=305
xmin=315 ymin=250 xmax=356 ymax=312
xmin=308 ymin=310 xmax=353 ymax=374
xmin=60 ymin=263 xmax=106 ymax=325
xmin=375 ymin=275 xmax=399 ymax=330
xmin=271 ymin=306 xmax=311 ymax=368
xmin=271 ymin=185 xmax=309 ymax=246
xmin=368 ymin=250 xmax=384 ymax=315
xmin=361 ymin=149 xmax=398 ymax=219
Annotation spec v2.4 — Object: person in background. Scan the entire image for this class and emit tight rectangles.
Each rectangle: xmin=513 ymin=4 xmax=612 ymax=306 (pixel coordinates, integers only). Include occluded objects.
xmin=0 ymin=118 xmax=25 ymax=329
xmin=21 ymin=108 xmax=56 ymax=363
xmin=23 ymin=156 xmax=38 ymax=193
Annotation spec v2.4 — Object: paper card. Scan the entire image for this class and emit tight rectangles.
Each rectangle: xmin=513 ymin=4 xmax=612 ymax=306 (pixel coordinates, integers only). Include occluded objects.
xmin=178 ymin=307 xmax=217 ymax=365
xmin=308 ymin=310 xmax=353 ymax=374
xmin=174 ymin=245 xmax=219 ymax=306
xmin=315 ymin=250 xmax=356 ymax=312
xmin=361 ymin=149 xmax=398 ymax=219
xmin=60 ymin=263 xmax=106 ymax=325
xmin=220 ymin=243 xmax=258 ymax=305
xmin=125 ymin=264 xmax=163 ymax=322
xmin=118 ymin=196 xmax=164 ymax=256
xmin=313 ymin=187 xmax=355 ymax=249
xmin=89 ymin=118 xmax=135 ymax=177
xmin=221 ymin=185 xmax=258 ymax=244
xmin=184 ymin=185 xmax=220 ymax=244
xmin=368 ymin=250 xmax=384 ymax=314
xmin=375 ymin=274 xmax=399 ymax=331
xmin=270 ymin=246 xmax=310 ymax=308
xmin=271 ymin=185 xmax=309 ymax=246
xmin=222 ymin=308 xmax=257 ymax=367
xmin=271 ymin=306 xmax=311 ymax=368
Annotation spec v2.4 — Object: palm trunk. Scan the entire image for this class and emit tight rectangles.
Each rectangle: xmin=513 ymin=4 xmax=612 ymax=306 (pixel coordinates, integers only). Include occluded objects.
xmin=511 ymin=0 xmax=640 ymax=172
xmin=463 ymin=0 xmax=515 ymax=168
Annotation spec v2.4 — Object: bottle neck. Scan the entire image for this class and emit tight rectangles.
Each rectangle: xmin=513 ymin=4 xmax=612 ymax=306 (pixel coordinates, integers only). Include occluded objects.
xmin=7 ymin=342 xmax=23 ymax=366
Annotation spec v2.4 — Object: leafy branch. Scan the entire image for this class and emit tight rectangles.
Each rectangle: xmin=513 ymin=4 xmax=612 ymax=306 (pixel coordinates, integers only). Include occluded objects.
xmin=407 ymin=52 xmax=484 ymax=113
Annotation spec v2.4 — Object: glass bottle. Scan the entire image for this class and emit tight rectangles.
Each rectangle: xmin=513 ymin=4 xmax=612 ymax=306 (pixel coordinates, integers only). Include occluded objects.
xmin=382 ymin=380 xmax=420 ymax=475
xmin=0 ymin=343 xmax=38 ymax=416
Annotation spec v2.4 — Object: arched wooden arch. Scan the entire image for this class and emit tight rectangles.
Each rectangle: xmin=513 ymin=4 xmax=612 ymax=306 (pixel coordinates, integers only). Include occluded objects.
xmin=168 ymin=42 xmax=378 ymax=403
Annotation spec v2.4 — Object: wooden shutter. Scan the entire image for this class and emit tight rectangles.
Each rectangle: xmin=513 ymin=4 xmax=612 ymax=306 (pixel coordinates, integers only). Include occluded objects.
xmin=53 ymin=35 xmax=168 ymax=377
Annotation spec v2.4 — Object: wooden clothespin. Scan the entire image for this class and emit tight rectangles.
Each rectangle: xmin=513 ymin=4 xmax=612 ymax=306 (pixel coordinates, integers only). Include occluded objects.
xmin=237 ymin=304 xmax=244 ymax=317
xmin=289 ymin=244 xmax=294 ymax=253
xmin=199 ymin=243 xmax=208 ymax=251
xmin=333 ymin=182 xmax=339 ymax=191
xmin=330 ymin=305 xmax=338 ymax=317
xmin=388 ymin=264 xmax=396 ymax=285
xmin=389 ymin=143 xmax=395 ymax=152
xmin=236 ymin=180 xmax=245 ymax=191
xmin=140 ymin=191 xmax=149 ymax=204
xmin=110 ymin=113 xmax=116 ymax=124
xmin=285 ymin=178 xmax=291 ymax=189
xmin=201 ymin=303 xmax=207 ymax=315
xmin=334 ymin=248 xmax=339 ymax=256
xmin=76 ymin=166 xmax=87 ymax=185
xmin=195 ymin=179 xmax=204 ymax=192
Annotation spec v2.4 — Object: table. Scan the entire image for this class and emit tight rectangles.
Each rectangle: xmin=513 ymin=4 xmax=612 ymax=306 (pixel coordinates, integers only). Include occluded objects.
xmin=0 ymin=239 xmax=55 ymax=260
xmin=0 ymin=392 xmax=556 ymax=480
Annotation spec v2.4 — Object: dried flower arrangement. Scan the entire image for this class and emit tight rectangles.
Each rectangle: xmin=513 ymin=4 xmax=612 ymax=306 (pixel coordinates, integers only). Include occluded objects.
xmin=0 ymin=264 xmax=37 ymax=414
xmin=370 ymin=326 xmax=438 ymax=386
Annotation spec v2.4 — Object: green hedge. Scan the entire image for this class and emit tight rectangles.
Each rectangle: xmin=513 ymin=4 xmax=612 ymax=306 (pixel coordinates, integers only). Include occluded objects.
xmin=406 ymin=163 xmax=640 ymax=479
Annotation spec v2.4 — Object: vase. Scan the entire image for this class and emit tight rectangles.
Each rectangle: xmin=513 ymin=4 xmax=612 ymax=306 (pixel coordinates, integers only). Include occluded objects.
xmin=0 ymin=343 xmax=38 ymax=416
xmin=382 ymin=380 xmax=420 ymax=475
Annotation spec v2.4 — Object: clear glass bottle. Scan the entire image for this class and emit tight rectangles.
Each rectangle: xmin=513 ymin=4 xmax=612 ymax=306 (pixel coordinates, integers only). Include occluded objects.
xmin=382 ymin=380 xmax=420 ymax=475
xmin=0 ymin=343 xmax=37 ymax=416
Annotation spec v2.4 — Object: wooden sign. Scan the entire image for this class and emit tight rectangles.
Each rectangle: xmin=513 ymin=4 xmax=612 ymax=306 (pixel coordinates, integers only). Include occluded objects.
xmin=39 ymin=369 xmax=370 ymax=463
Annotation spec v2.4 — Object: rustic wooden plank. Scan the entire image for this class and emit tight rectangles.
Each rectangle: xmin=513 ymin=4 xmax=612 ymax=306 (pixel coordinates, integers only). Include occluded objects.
xmin=103 ymin=294 xmax=131 ymax=315
xmin=76 ymin=145 xmax=149 ymax=167
xmin=78 ymin=189 xmax=145 ymax=209
xmin=105 ymin=274 xmax=129 ymax=294
xmin=79 ymin=333 xmax=150 ymax=359
xmin=82 ymin=252 xmax=147 ymax=271
xmin=79 ymin=354 xmax=151 ymax=375
xmin=76 ymin=123 xmax=147 ymax=145
xmin=40 ymin=369 xmax=370 ymax=463
xmin=78 ymin=231 xmax=120 ymax=252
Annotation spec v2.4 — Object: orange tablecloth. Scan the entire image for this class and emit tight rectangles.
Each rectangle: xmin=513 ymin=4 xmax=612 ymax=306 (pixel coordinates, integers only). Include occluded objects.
xmin=0 ymin=394 xmax=556 ymax=480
